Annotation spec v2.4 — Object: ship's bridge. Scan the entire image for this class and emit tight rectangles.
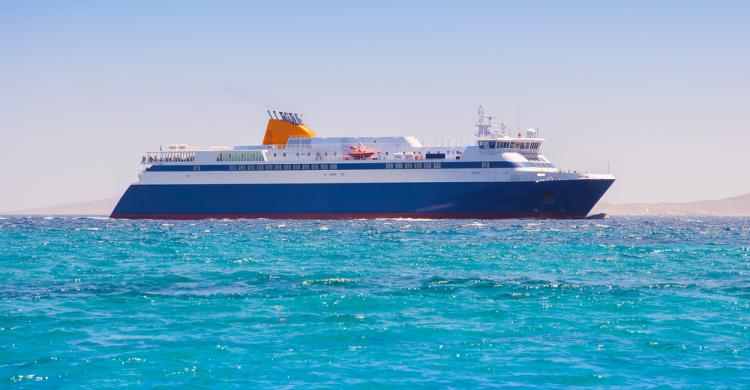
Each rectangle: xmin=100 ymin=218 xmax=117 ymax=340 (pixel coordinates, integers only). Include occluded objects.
xmin=477 ymin=136 xmax=544 ymax=152
xmin=474 ymin=106 xmax=544 ymax=158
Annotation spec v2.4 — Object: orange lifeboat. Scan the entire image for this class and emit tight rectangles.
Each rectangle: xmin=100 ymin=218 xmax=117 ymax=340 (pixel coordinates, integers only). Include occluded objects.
xmin=347 ymin=142 xmax=375 ymax=160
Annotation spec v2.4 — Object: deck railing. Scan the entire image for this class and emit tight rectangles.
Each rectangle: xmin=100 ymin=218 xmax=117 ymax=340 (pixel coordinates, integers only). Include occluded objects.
xmin=142 ymin=152 xmax=196 ymax=164
xmin=141 ymin=144 xmax=473 ymax=165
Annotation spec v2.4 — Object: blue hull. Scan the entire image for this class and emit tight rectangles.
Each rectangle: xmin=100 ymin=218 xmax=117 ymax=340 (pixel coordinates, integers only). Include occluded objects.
xmin=111 ymin=179 xmax=614 ymax=219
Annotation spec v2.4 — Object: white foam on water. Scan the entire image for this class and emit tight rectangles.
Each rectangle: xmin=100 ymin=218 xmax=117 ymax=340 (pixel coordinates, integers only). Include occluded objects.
xmin=233 ymin=257 xmax=261 ymax=264
xmin=302 ymin=277 xmax=353 ymax=285
xmin=465 ymin=222 xmax=487 ymax=228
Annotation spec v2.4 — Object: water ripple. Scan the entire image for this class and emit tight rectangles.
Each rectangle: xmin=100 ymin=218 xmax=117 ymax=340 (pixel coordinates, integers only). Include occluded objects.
xmin=1 ymin=216 xmax=749 ymax=387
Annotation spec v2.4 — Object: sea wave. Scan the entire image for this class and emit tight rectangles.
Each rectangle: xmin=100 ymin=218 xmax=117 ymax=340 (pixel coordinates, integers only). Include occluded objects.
xmin=1 ymin=216 xmax=748 ymax=387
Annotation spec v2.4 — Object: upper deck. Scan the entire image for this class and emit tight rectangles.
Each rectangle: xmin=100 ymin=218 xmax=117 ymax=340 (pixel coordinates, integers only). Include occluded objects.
xmin=139 ymin=108 xmax=552 ymax=168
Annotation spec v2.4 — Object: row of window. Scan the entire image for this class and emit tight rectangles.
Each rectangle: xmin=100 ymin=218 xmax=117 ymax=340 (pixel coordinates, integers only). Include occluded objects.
xmin=385 ymin=162 xmax=442 ymax=169
xmin=225 ymin=163 xmax=339 ymax=171
xmin=197 ymin=162 xmax=447 ymax=171
xmin=269 ymin=151 xmax=460 ymax=158
xmin=478 ymin=141 xmax=541 ymax=150
xmin=217 ymin=151 xmax=264 ymax=162
xmin=166 ymin=160 xmax=555 ymax=173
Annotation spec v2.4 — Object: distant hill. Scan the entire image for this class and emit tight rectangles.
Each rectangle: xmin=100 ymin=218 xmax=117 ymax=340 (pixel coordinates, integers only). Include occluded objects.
xmin=593 ymin=192 xmax=750 ymax=216
xmin=2 ymin=197 xmax=119 ymax=216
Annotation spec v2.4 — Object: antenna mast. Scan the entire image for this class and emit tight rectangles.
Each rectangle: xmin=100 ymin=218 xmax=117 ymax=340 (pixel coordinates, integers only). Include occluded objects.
xmin=475 ymin=105 xmax=495 ymax=137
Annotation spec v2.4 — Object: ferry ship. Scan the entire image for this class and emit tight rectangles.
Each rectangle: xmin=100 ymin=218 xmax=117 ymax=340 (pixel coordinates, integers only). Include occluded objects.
xmin=111 ymin=108 xmax=614 ymax=219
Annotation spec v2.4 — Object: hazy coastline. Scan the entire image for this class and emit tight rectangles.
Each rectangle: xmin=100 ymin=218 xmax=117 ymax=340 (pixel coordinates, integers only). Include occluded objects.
xmin=4 ymin=193 xmax=749 ymax=217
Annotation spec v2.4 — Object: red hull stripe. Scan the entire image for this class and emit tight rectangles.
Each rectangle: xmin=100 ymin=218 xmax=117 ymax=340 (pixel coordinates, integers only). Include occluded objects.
xmin=110 ymin=212 xmax=587 ymax=220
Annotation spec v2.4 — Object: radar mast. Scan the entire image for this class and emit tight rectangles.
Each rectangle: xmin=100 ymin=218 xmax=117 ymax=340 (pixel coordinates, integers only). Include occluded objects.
xmin=475 ymin=105 xmax=499 ymax=137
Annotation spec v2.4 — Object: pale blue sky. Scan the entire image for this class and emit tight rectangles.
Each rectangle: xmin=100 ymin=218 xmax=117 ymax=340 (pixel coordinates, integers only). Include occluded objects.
xmin=1 ymin=1 xmax=748 ymax=211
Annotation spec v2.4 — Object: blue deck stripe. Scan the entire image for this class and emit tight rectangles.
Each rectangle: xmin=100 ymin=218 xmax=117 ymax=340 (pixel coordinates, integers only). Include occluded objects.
xmin=146 ymin=161 xmax=555 ymax=172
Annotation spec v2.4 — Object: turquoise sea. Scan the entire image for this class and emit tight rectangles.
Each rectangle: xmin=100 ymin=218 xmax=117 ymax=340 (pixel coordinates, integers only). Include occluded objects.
xmin=1 ymin=216 xmax=749 ymax=388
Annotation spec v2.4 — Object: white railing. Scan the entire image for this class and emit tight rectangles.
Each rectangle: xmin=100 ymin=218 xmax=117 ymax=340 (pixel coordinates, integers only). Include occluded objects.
xmin=141 ymin=144 xmax=469 ymax=165
xmin=142 ymin=152 xmax=196 ymax=164
xmin=262 ymin=143 xmax=465 ymax=162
